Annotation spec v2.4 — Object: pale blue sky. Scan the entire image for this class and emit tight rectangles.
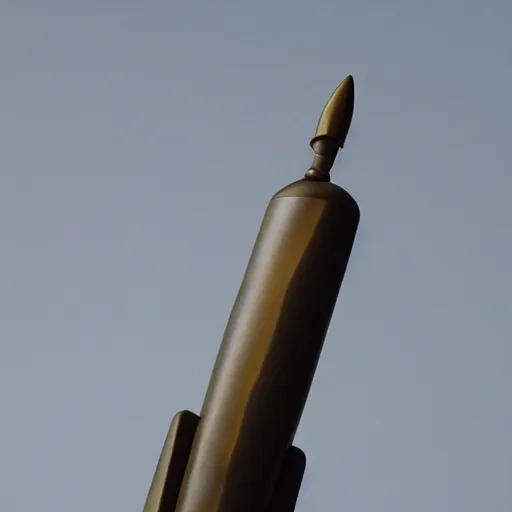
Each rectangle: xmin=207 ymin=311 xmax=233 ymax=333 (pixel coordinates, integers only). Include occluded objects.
xmin=1 ymin=1 xmax=511 ymax=510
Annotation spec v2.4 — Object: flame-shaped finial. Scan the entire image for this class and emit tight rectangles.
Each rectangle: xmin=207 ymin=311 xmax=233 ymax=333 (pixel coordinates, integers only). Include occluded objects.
xmin=305 ymin=75 xmax=355 ymax=181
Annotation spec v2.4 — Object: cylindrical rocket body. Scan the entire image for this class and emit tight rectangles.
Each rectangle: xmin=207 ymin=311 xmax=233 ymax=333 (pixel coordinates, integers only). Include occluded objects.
xmin=175 ymin=179 xmax=359 ymax=512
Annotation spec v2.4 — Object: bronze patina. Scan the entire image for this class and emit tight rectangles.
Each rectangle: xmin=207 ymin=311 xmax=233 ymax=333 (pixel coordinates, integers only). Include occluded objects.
xmin=143 ymin=75 xmax=359 ymax=512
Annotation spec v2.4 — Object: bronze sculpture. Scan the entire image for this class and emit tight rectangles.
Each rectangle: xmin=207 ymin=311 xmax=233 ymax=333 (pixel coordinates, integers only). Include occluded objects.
xmin=143 ymin=75 xmax=359 ymax=512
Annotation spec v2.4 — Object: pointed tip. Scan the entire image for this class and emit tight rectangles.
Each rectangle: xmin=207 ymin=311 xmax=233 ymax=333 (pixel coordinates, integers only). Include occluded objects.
xmin=342 ymin=74 xmax=354 ymax=86
xmin=311 ymin=75 xmax=355 ymax=150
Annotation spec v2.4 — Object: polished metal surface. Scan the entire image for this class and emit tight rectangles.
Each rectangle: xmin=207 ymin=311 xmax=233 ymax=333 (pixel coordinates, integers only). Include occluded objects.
xmin=142 ymin=75 xmax=360 ymax=512
xmin=265 ymin=446 xmax=306 ymax=512
xmin=175 ymin=180 xmax=359 ymax=512
xmin=305 ymin=75 xmax=355 ymax=182
xmin=311 ymin=75 xmax=354 ymax=150
xmin=143 ymin=411 xmax=199 ymax=512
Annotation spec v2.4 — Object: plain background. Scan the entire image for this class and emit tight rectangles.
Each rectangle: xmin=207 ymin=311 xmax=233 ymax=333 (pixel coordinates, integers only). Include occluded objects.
xmin=1 ymin=1 xmax=511 ymax=510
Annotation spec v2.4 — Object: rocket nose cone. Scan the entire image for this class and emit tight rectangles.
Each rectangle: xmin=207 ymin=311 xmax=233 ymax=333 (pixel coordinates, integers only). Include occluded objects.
xmin=311 ymin=75 xmax=355 ymax=149
xmin=343 ymin=74 xmax=354 ymax=88
xmin=338 ymin=74 xmax=354 ymax=94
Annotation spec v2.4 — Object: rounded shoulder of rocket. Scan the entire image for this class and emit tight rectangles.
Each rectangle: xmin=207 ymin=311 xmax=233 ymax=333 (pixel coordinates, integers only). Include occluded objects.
xmin=273 ymin=179 xmax=360 ymax=218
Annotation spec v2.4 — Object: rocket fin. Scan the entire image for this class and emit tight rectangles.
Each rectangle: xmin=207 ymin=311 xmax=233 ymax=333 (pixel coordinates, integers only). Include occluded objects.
xmin=266 ymin=446 xmax=307 ymax=512
xmin=143 ymin=410 xmax=200 ymax=512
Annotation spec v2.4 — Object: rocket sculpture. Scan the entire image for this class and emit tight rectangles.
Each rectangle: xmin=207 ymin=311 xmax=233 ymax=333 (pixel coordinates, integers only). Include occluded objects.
xmin=143 ymin=75 xmax=359 ymax=512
